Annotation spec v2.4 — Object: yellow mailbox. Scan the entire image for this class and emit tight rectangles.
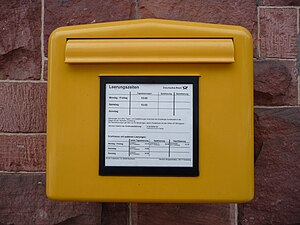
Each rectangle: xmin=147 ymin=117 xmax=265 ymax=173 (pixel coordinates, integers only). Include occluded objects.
xmin=47 ymin=19 xmax=254 ymax=202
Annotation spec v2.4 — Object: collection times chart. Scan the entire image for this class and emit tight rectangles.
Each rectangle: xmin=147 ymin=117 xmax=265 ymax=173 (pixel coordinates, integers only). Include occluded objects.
xmin=105 ymin=83 xmax=193 ymax=167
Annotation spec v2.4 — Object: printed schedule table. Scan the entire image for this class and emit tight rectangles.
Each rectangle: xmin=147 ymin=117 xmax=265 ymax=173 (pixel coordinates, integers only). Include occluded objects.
xmin=104 ymin=83 xmax=194 ymax=167
xmin=107 ymin=138 xmax=191 ymax=160
xmin=107 ymin=87 xmax=191 ymax=116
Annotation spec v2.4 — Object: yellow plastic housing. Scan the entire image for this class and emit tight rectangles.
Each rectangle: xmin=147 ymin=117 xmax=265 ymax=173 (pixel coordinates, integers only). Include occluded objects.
xmin=47 ymin=19 xmax=254 ymax=203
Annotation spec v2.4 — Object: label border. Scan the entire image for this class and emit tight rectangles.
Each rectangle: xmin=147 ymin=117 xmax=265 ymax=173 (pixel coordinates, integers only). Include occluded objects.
xmin=99 ymin=76 xmax=199 ymax=177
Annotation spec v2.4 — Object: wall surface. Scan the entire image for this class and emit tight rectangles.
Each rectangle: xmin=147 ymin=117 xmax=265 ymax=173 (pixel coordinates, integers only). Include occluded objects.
xmin=0 ymin=0 xmax=299 ymax=224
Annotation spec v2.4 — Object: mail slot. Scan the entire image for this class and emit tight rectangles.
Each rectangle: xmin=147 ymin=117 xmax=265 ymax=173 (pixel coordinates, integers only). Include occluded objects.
xmin=47 ymin=19 xmax=254 ymax=202
xmin=65 ymin=39 xmax=234 ymax=63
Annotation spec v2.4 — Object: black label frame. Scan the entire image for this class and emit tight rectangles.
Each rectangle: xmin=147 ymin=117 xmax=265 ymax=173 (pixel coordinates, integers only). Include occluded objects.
xmin=99 ymin=76 xmax=199 ymax=176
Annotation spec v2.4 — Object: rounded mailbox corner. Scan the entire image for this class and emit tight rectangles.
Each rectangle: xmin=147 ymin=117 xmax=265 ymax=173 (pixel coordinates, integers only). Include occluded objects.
xmin=45 ymin=189 xmax=59 ymax=201
xmin=237 ymin=185 xmax=255 ymax=203
xmin=46 ymin=188 xmax=74 ymax=202
xmin=48 ymin=26 xmax=68 ymax=45
xmin=235 ymin=25 xmax=253 ymax=41
xmin=45 ymin=177 xmax=61 ymax=201
xmin=240 ymin=192 xmax=255 ymax=203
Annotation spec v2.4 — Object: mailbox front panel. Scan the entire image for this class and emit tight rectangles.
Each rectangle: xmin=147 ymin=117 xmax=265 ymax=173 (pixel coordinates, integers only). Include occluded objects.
xmin=47 ymin=19 xmax=253 ymax=202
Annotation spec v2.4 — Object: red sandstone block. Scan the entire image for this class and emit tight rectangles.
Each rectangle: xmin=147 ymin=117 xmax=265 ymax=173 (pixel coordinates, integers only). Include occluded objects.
xmin=0 ymin=135 xmax=46 ymax=172
xmin=139 ymin=0 xmax=258 ymax=56
xmin=101 ymin=203 xmax=129 ymax=225
xmin=0 ymin=83 xmax=47 ymax=132
xmin=259 ymin=0 xmax=300 ymax=6
xmin=254 ymin=60 xmax=298 ymax=106
xmin=259 ymin=8 xmax=297 ymax=58
xmin=0 ymin=0 xmax=41 ymax=80
xmin=43 ymin=60 xmax=48 ymax=81
xmin=0 ymin=173 xmax=103 ymax=225
xmin=240 ymin=108 xmax=300 ymax=224
xmin=131 ymin=203 xmax=232 ymax=225
xmin=44 ymin=0 xmax=136 ymax=56
xmin=0 ymin=173 xmax=130 ymax=225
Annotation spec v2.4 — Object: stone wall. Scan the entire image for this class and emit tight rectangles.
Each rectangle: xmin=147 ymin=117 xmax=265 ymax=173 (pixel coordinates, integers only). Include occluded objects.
xmin=0 ymin=0 xmax=299 ymax=224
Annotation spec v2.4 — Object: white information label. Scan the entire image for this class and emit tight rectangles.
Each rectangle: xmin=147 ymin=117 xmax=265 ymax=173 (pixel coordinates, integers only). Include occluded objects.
xmin=105 ymin=83 xmax=193 ymax=167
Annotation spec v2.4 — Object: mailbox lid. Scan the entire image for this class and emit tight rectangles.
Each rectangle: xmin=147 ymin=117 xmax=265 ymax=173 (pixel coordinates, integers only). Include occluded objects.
xmin=65 ymin=39 xmax=234 ymax=63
